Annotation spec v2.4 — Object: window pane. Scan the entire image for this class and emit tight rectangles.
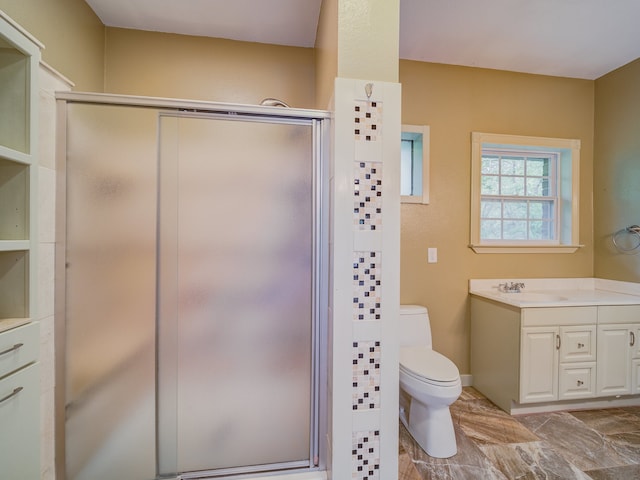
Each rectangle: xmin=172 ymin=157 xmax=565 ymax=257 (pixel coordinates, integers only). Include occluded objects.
xmin=500 ymin=176 xmax=525 ymax=195
xmin=481 ymin=219 xmax=502 ymax=240
xmin=400 ymin=139 xmax=413 ymax=195
xmin=529 ymin=220 xmax=554 ymax=240
xmin=481 ymin=199 xmax=502 ymax=218
xmin=481 ymin=175 xmax=499 ymax=195
xmin=503 ymin=201 xmax=527 ymax=219
xmin=529 ymin=200 xmax=554 ymax=219
xmin=526 ymin=157 xmax=549 ymax=176
xmin=526 ymin=177 xmax=549 ymax=196
xmin=481 ymin=156 xmax=499 ymax=174
xmin=503 ymin=220 xmax=527 ymax=240
xmin=501 ymin=156 xmax=525 ymax=175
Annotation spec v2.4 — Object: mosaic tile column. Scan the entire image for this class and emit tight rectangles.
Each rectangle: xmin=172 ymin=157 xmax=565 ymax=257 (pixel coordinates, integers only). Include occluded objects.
xmin=331 ymin=78 xmax=401 ymax=480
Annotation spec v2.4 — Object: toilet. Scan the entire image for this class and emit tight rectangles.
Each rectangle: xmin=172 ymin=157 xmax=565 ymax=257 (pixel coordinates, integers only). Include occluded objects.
xmin=399 ymin=304 xmax=462 ymax=458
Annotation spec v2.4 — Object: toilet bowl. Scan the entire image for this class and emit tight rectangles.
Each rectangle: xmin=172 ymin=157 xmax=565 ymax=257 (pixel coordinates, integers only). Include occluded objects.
xmin=399 ymin=305 xmax=462 ymax=458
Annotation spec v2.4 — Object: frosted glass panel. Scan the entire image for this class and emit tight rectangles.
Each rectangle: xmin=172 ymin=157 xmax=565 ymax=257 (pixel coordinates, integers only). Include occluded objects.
xmin=158 ymin=114 xmax=314 ymax=474
xmin=65 ymin=104 xmax=157 ymax=480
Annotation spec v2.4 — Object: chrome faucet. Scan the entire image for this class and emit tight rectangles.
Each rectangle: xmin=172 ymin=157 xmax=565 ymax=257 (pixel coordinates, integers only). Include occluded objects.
xmin=498 ymin=282 xmax=525 ymax=293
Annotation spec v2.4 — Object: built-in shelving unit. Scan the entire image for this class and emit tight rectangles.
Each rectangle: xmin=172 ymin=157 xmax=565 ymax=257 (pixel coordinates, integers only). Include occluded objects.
xmin=0 ymin=9 xmax=41 ymax=480
xmin=0 ymin=11 xmax=40 ymax=325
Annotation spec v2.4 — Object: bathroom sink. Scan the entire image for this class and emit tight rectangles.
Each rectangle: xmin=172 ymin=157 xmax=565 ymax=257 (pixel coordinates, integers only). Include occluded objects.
xmin=500 ymin=292 xmax=568 ymax=302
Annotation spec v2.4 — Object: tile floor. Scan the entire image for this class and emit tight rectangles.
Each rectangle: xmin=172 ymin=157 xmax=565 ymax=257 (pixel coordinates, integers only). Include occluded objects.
xmin=399 ymin=387 xmax=640 ymax=479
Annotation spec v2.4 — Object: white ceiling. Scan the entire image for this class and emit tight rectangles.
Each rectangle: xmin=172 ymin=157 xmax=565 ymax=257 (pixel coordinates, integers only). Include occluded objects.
xmin=85 ymin=0 xmax=640 ymax=80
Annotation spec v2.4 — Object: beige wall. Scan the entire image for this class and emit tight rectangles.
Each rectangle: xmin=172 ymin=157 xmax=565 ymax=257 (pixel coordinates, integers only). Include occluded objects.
xmin=314 ymin=0 xmax=338 ymax=109
xmin=0 ymin=0 xmax=104 ymax=91
xmin=594 ymin=58 xmax=640 ymax=282
xmin=399 ymin=60 xmax=595 ymax=373
xmin=104 ymin=28 xmax=316 ymax=109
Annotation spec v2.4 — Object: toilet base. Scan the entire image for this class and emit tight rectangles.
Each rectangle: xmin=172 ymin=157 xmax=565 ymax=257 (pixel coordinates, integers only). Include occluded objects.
xmin=400 ymin=398 xmax=457 ymax=458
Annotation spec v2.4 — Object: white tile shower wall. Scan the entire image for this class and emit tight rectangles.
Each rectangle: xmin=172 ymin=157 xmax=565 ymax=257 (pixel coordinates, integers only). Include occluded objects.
xmin=330 ymin=78 xmax=400 ymax=480
xmin=39 ymin=62 xmax=73 ymax=480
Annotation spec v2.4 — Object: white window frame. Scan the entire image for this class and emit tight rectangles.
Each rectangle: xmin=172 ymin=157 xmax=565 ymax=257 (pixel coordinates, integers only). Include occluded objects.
xmin=401 ymin=124 xmax=430 ymax=204
xmin=470 ymin=132 xmax=582 ymax=254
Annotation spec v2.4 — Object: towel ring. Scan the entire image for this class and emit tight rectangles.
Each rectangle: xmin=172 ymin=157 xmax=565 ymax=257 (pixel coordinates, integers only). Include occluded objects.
xmin=612 ymin=225 xmax=640 ymax=254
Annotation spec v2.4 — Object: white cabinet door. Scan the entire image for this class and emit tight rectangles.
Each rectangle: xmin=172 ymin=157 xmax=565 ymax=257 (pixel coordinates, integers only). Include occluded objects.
xmin=520 ymin=327 xmax=559 ymax=403
xmin=597 ymin=324 xmax=632 ymax=396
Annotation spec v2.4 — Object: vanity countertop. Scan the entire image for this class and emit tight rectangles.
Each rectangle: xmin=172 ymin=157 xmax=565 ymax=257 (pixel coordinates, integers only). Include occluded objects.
xmin=469 ymin=278 xmax=640 ymax=308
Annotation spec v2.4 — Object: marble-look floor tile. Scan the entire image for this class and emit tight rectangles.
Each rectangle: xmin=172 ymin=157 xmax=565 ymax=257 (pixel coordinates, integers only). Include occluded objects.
xmin=584 ymin=464 xmax=640 ymax=479
xmin=399 ymin=451 xmax=422 ymax=480
xmin=479 ymin=441 xmax=591 ymax=480
xmin=516 ymin=411 xmax=635 ymax=471
xmin=457 ymin=387 xmax=486 ymax=402
xmin=451 ymin=399 xmax=538 ymax=446
xmin=569 ymin=408 xmax=640 ymax=435
xmin=400 ymin=421 xmax=507 ymax=480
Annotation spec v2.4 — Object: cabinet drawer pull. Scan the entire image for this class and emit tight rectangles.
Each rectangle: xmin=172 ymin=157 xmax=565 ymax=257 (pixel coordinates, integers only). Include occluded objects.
xmin=577 ymin=342 xmax=584 ymax=348
xmin=556 ymin=334 xmax=561 ymax=350
xmin=0 ymin=343 xmax=24 ymax=356
xmin=577 ymin=380 xmax=584 ymax=386
xmin=0 ymin=386 xmax=23 ymax=404
xmin=631 ymin=331 xmax=636 ymax=347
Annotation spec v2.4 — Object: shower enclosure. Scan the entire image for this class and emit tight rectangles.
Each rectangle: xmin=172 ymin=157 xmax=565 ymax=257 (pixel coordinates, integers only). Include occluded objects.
xmin=58 ymin=94 xmax=328 ymax=480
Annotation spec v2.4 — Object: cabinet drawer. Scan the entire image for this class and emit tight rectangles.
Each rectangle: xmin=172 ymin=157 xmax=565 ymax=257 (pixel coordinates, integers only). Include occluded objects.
xmin=559 ymin=362 xmax=596 ymax=399
xmin=598 ymin=305 xmax=640 ymax=325
xmin=559 ymin=326 xmax=596 ymax=363
xmin=0 ymin=363 xmax=40 ymax=480
xmin=0 ymin=322 xmax=39 ymax=378
xmin=522 ymin=307 xmax=597 ymax=327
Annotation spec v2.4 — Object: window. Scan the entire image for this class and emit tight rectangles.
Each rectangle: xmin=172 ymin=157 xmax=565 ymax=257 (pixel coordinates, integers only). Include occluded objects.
xmin=401 ymin=125 xmax=429 ymax=204
xmin=470 ymin=132 xmax=582 ymax=253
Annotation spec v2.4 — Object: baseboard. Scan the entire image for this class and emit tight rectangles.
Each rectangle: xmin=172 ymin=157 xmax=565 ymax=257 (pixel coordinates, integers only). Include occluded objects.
xmin=460 ymin=374 xmax=473 ymax=387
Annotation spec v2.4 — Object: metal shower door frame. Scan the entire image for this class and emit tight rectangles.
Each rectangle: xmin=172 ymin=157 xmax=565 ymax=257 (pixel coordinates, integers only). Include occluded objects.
xmin=156 ymin=109 xmax=328 ymax=479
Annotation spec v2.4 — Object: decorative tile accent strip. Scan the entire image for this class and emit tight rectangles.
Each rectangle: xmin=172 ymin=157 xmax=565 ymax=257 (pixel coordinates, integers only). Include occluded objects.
xmin=352 ymin=252 xmax=381 ymax=321
xmin=352 ymin=430 xmax=380 ymax=480
xmin=354 ymin=162 xmax=382 ymax=230
xmin=352 ymin=341 xmax=381 ymax=410
xmin=354 ymin=101 xmax=382 ymax=142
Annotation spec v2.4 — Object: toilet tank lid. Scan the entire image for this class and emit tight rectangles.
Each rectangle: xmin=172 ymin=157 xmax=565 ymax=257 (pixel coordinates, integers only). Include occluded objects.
xmin=400 ymin=304 xmax=428 ymax=314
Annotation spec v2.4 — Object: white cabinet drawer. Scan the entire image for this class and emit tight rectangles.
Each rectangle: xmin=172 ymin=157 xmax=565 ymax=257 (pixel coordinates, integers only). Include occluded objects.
xmin=0 ymin=362 xmax=40 ymax=480
xmin=0 ymin=321 xmax=39 ymax=378
xmin=559 ymin=326 xmax=596 ymax=363
xmin=598 ymin=305 xmax=640 ymax=325
xmin=559 ymin=362 xmax=596 ymax=399
xmin=522 ymin=307 xmax=597 ymax=327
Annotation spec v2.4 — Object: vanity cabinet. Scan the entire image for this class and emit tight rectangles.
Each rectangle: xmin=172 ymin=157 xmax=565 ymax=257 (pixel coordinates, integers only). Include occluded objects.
xmin=520 ymin=325 xmax=597 ymax=403
xmin=596 ymin=305 xmax=640 ymax=396
xmin=471 ymin=297 xmax=616 ymax=412
xmin=519 ymin=308 xmax=597 ymax=404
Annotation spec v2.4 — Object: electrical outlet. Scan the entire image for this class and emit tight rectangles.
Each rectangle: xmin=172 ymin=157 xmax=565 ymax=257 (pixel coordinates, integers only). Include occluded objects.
xmin=428 ymin=247 xmax=438 ymax=263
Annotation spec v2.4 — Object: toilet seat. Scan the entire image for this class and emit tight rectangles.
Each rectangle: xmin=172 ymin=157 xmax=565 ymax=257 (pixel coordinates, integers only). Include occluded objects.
xmin=400 ymin=346 xmax=460 ymax=386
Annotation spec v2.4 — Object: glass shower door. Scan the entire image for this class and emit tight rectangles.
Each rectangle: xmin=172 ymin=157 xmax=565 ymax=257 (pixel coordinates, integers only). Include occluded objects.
xmin=158 ymin=113 xmax=317 ymax=477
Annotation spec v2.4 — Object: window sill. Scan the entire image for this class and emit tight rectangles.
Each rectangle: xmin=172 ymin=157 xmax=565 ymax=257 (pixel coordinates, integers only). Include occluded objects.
xmin=469 ymin=244 xmax=583 ymax=254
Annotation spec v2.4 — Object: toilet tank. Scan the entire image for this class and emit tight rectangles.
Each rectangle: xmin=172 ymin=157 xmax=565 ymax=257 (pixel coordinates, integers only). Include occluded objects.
xmin=399 ymin=304 xmax=432 ymax=348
